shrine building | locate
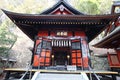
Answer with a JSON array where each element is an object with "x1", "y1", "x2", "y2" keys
[{"x1": 2, "y1": 0, "x2": 119, "y2": 70}]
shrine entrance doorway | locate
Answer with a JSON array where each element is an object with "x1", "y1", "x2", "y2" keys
[{"x1": 51, "y1": 47, "x2": 71, "y2": 66}]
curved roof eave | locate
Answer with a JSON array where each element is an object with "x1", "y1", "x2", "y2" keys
[
  {"x1": 2, "y1": 9, "x2": 120, "y2": 42},
  {"x1": 93, "y1": 26, "x2": 120, "y2": 48},
  {"x1": 2, "y1": 9, "x2": 119, "y2": 19}
]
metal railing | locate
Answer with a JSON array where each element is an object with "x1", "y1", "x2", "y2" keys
[
  {"x1": 19, "y1": 64, "x2": 32, "y2": 80},
  {"x1": 88, "y1": 65, "x2": 100, "y2": 80}
]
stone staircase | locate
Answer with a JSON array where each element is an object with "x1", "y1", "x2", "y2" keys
[{"x1": 32, "y1": 71, "x2": 89, "y2": 80}]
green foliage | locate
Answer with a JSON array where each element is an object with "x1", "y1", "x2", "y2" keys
[
  {"x1": 0, "y1": 47, "x2": 8, "y2": 56},
  {"x1": 0, "y1": 25, "x2": 13, "y2": 44},
  {"x1": 0, "y1": 0, "x2": 56, "y2": 14},
  {"x1": 78, "y1": 0, "x2": 99, "y2": 14},
  {"x1": 0, "y1": 21, "x2": 17, "y2": 57},
  {"x1": 72, "y1": 0, "x2": 112, "y2": 14},
  {"x1": 0, "y1": 13, "x2": 17, "y2": 57}
]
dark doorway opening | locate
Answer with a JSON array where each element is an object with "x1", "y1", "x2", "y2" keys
[
  {"x1": 51, "y1": 47, "x2": 71, "y2": 66},
  {"x1": 54, "y1": 51, "x2": 67, "y2": 65}
]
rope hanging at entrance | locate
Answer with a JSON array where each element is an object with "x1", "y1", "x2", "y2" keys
[{"x1": 52, "y1": 39, "x2": 71, "y2": 47}]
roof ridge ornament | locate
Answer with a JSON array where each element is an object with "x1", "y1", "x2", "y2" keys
[{"x1": 60, "y1": 5, "x2": 64, "y2": 11}]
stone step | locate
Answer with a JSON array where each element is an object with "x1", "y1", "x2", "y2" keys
[{"x1": 32, "y1": 72, "x2": 89, "y2": 80}]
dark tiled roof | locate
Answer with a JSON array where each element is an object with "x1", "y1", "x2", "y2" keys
[
  {"x1": 93, "y1": 26, "x2": 120, "y2": 48},
  {"x1": 2, "y1": 9, "x2": 119, "y2": 42}
]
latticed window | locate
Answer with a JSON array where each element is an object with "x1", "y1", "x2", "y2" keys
[
  {"x1": 36, "y1": 43, "x2": 42, "y2": 54},
  {"x1": 71, "y1": 42, "x2": 81, "y2": 49},
  {"x1": 42, "y1": 40, "x2": 51, "y2": 49},
  {"x1": 40, "y1": 49, "x2": 51, "y2": 66},
  {"x1": 39, "y1": 40, "x2": 51, "y2": 66},
  {"x1": 71, "y1": 39, "x2": 82, "y2": 67},
  {"x1": 71, "y1": 50, "x2": 82, "y2": 66}
]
